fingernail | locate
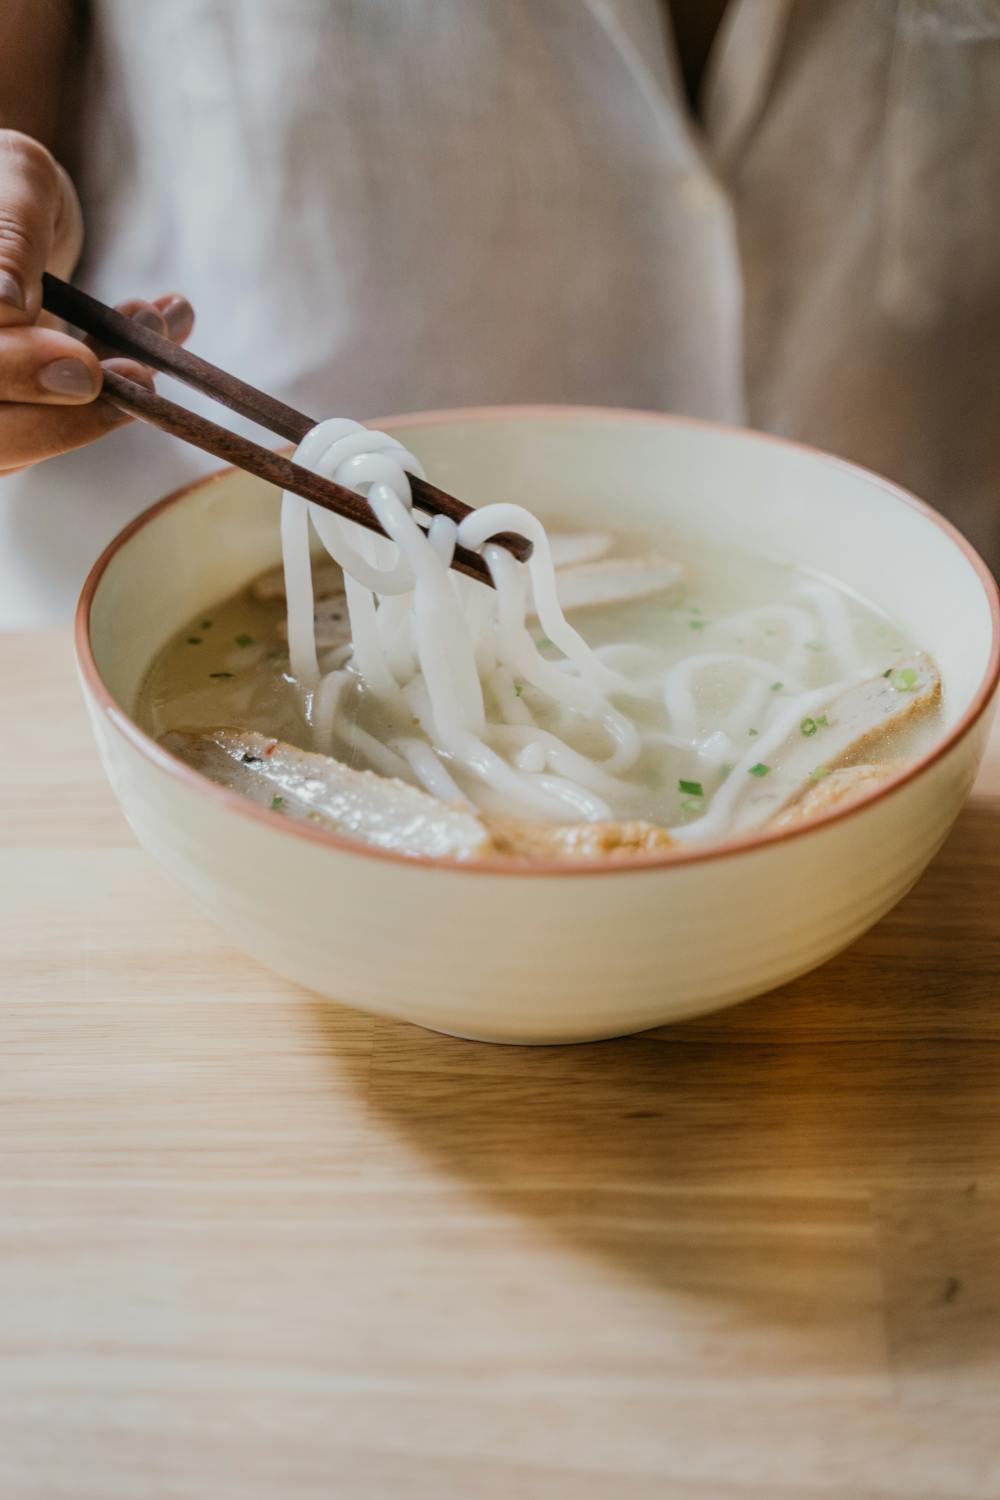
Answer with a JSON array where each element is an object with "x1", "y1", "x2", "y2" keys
[
  {"x1": 131, "y1": 306, "x2": 166, "y2": 333},
  {"x1": 38, "y1": 357, "x2": 99, "y2": 397},
  {"x1": 161, "y1": 295, "x2": 193, "y2": 338},
  {"x1": 0, "y1": 270, "x2": 25, "y2": 310}
]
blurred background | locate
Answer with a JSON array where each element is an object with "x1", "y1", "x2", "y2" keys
[{"x1": 2, "y1": 0, "x2": 999, "y2": 622}]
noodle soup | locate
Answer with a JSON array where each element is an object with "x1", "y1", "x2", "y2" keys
[
  {"x1": 141, "y1": 521, "x2": 940, "y2": 856},
  {"x1": 81, "y1": 405, "x2": 997, "y2": 1040}
]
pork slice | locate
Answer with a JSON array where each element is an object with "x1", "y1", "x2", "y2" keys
[
  {"x1": 531, "y1": 557, "x2": 683, "y2": 617},
  {"x1": 486, "y1": 817, "x2": 673, "y2": 861},
  {"x1": 254, "y1": 538, "x2": 614, "y2": 601},
  {"x1": 250, "y1": 561, "x2": 344, "y2": 603},
  {"x1": 161, "y1": 727, "x2": 490, "y2": 860},
  {"x1": 276, "y1": 591, "x2": 350, "y2": 647},
  {"x1": 731, "y1": 653, "x2": 940, "y2": 835},
  {"x1": 546, "y1": 531, "x2": 615, "y2": 569},
  {"x1": 773, "y1": 763, "x2": 900, "y2": 827}
]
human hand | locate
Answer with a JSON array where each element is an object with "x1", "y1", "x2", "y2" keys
[{"x1": 0, "y1": 129, "x2": 194, "y2": 475}]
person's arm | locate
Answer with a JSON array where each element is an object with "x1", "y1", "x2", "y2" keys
[{"x1": 0, "y1": 0, "x2": 193, "y2": 475}]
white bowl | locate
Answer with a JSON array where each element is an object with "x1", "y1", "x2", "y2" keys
[{"x1": 77, "y1": 408, "x2": 999, "y2": 1043}]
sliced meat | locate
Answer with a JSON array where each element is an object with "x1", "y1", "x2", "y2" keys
[
  {"x1": 162, "y1": 726, "x2": 677, "y2": 863},
  {"x1": 730, "y1": 653, "x2": 940, "y2": 835},
  {"x1": 161, "y1": 727, "x2": 490, "y2": 860},
  {"x1": 253, "y1": 536, "x2": 678, "y2": 626},
  {"x1": 297, "y1": 561, "x2": 682, "y2": 641},
  {"x1": 276, "y1": 591, "x2": 350, "y2": 648},
  {"x1": 487, "y1": 817, "x2": 673, "y2": 860},
  {"x1": 773, "y1": 763, "x2": 900, "y2": 827},
  {"x1": 532, "y1": 557, "x2": 682, "y2": 617},
  {"x1": 250, "y1": 560, "x2": 344, "y2": 603},
  {"x1": 546, "y1": 531, "x2": 614, "y2": 569}
]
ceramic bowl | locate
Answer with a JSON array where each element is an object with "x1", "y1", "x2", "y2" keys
[{"x1": 76, "y1": 408, "x2": 999, "y2": 1043}]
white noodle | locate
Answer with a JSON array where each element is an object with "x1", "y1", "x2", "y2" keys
[{"x1": 279, "y1": 417, "x2": 873, "y2": 843}]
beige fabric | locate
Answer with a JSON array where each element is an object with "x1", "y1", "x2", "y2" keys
[
  {"x1": 705, "y1": 0, "x2": 1000, "y2": 564},
  {"x1": 1, "y1": 0, "x2": 997, "y2": 625},
  {"x1": 1, "y1": 0, "x2": 747, "y2": 625}
]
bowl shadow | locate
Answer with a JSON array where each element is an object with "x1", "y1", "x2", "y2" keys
[{"x1": 309, "y1": 799, "x2": 1000, "y2": 1384}]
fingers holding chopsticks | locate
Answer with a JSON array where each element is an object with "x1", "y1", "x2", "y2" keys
[
  {"x1": 82, "y1": 293, "x2": 195, "y2": 358},
  {"x1": 0, "y1": 293, "x2": 196, "y2": 475},
  {"x1": 0, "y1": 356, "x2": 155, "y2": 475},
  {"x1": 0, "y1": 128, "x2": 199, "y2": 472}
]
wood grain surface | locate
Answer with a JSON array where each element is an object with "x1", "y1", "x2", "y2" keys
[{"x1": 2, "y1": 630, "x2": 999, "y2": 1500}]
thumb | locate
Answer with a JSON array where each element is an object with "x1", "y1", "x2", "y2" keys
[{"x1": 0, "y1": 131, "x2": 63, "y2": 327}]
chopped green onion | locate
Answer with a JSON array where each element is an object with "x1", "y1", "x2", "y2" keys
[
  {"x1": 890, "y1": 666, "x2": 919, "y2": 692},
  {"x1": 800, "y1": 717, "x2": 818, "y2": 737},
  {"x1": 209, "y1": 671, "x2": 234, "y2": 679},
  {"x1": 681, "y1": 797, "x2": 704, "y2": 814},
  {"x1": 186, "y1": 636, "x2": 202, "y2": 646},
  {"x1": 770, "y1": 681, "x2": 783, "y2": 692},
  {"x1": 810, "y1": 765, "x2": 830, "y2": 781},
  {"x1": 678, "y1": 779, "x2": 704, "y2": 797},
  {"x1": 882, "y1": 668, "x2": 892, "y2": 678},
  {"x1": 748, "y1": 728, "x2": 759, "y2": 737},
  {"x1": 270, "y1": 795, "x2": 284, "y2": 811},
  {"x1": 816, "y1": 714, "x2": 829, "y2": 728},
  {"x1": 688, "y1": 619, "x2": 707, "y2": 631},
  {"x1": 688, "y1": 605, "x2": 702, "y2": 615},
  {"x1": 749, "y1": 763, "x2": 771, "y2": 777},
  {"x1": 514, "y1": 684, "x2": 524, "y2": 697},
  {"x1": 235, "y1": 633, "x2": 254, "y2": 647},
  {"x1": 805, "y1": 640, "x2": 826, "y2": 653}
]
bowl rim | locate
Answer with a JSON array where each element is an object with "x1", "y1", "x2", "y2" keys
[{"x1": 76, "y1": 404, "x2": 1000, "y2": 877}]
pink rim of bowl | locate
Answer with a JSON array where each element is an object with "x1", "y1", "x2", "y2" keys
[{"x1": 76, "y1": 405, "x2": 1000, "y2": 877}]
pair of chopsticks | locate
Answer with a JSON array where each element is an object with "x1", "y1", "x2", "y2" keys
[{"x1": 41, "y1": 274, "x2": 531, "y2": 587}]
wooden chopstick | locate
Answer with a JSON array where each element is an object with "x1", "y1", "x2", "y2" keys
[
  {"x1": 41, "y1": 273, "x2": 532, "y2": 572},
  {"x1": 99, "y1": 369, "x2": 497, "y2": 587}
]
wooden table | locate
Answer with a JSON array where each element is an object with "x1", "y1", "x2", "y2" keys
[{"x1": 2, "y1": 630, "x2": 999, "y2": 1500}]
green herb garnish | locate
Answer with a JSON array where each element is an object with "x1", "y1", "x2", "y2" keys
[
  {"x1": 689, "y1": 619, "x2": 707, "y2": 631},
  {"x1": 810, "y1": 765, "x2": 830, "y2": 781},
  {"x1": 883, "y1": 668, "x2": 892, "y2": 678},
  {"x1": 800, "y1": 718, "x2": 818, "y2": 737},
  {"x1": 749, "y1": 763, "x2": 771, "y2": 778},
  {"x1": 748, "y1": 728, "x2": 759, "y2": 737},
  {"x1": 235, "y1": 632, "x2": 255, "y2": 647},
  {"x1": 514, "y1": 684, "x2": 524, "y2": 697},
  {"x1": 890, "y1": 667, "x2": 919, "y2": 693},
  {"x1": 816, "y1": 714, "x2": 829, "y2": 727},
  {"x1": 681, "y1": 797, "x2": 704, "y2": 814},
  {"x1": 678, "y1": 779, "x2": 704, "y2": 797},
  {"x1": 270, "y1": 795, "x2": 284, "y2": 811},
  {"x1": 770, "y1": 681, "x2": 783, "y2": 692},
  {"x1": 209, "y1": 671, "x2": 234, "y2": 679}
]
